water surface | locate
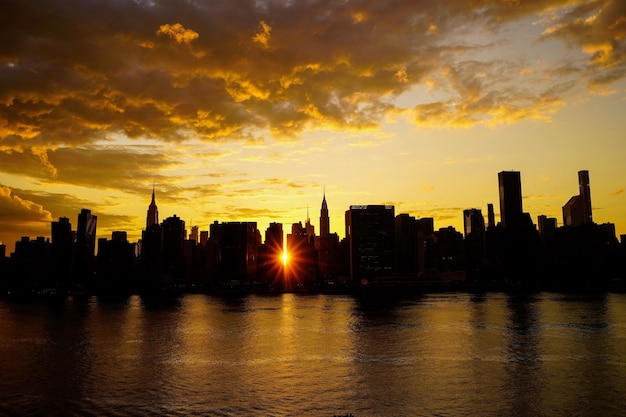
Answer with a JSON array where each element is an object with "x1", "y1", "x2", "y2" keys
[{"x1": 1, "y1": 292, "x2": 624, "y2": 416}]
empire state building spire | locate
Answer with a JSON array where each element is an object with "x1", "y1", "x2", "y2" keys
[{"x1": 146, "y1": 184, "x2": 159, "y2": 229}]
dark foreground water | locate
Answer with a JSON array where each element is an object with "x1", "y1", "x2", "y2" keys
[{"x1": 1, "y1": 292, "x2": 625, "y2": 417}]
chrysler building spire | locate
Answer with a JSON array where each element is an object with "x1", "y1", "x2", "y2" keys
[{"x1": 320, "y1": 189, "x2": 329, "y2": 237}]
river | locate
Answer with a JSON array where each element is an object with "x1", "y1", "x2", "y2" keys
[{"x1": 1, "y1": 292, "x2": 625, "y2": 416}]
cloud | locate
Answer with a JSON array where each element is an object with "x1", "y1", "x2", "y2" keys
[
  {"x1": 1, "y1": 0, "x2": 622, "y2": 152},
  {"x1": 157, "y1": 23, "x2": 199, "y2": 45},
  {"x1": 253, "y1": 21, "x2": 272, "y2": 49},
  {"x1": 0, "y1": 185, "x2": 54, "y2": 243},
  {"x1": 610, "y1": 187, "x2": 624, "y2": 196}
]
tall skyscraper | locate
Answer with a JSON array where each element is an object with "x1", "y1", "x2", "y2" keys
[
  {"x1": 463, "y1": 209, "x2": 485, "y2": 238},
  {"x1": 75, "y1": 208, "x2": 97, "y2": 282},
  {"x1": 537, "y1": 215, "x2": 557, "y2": 240},
  {"x1": 320, "y1": 191, "x2": 330, "y2": 237},
  {"x1": 487, "y1": 203, "x2": 495, "y2": 229},
  {"x1": 210, "y1": 221, "x2": 260, "y2": 282},
  {"x1": 345, "y1": 205, "x2": 395, "y2": 282},
  {"x1": 464, "y1": 209, "x2": 486, "y2": 265},
  {"x1": 498, "y1": 171, "x2": 523, "y2": 230},
  {"x1": 76, "y1": 208, "x2": 97, "y2": 256},
  {"x1": 563, "y1": 170, "x2": 593, "y2": 227},
  {"x1": 579, "y1": 170, "x2": 592, "y2": 223},
  {"x1": 146, "y1": 185, "x2": 159, "y2": 229}
]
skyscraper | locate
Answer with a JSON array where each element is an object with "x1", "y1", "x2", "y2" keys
[
  {"x1": 464, "y1": 209, "x2": 486, "y2": 267},
  {"x1": 487, "y1": 203, "x2": 495, "y2": 229},
  {"x1": 579, "y1": 170, "x2": 592, "y2": 223},
  {"x1": 75, "y1": 208, "x2": 97, "y2": 282},
  {"x1": 76, "y1": 209, "x2": 97, "y2": 256},
  {"x1": 345, "y1": 205, "x2": 395, "y2": 282},
  {"x1": 563, "y1": 170, "x2": 593, "y2": 227},
  {"x1": 498, "y1": 171, "x2": 523, "y2": 230},
  {"x1": 146, "y1": 185, "x2": 159, "y2": 229},
  {"x1": 320, "y1": 191, "x2": 329, "y2": 237}
]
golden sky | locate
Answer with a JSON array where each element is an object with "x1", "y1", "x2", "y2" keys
[{"x1": 1, "y1": 0, "x2": 625, "y2": 248}]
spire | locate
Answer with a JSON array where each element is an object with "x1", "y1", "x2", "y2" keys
[
  {"x1": 320, "y1": 188, "x2": 329, "y2": 237},
  {"x1": 146, "y1": 184, "x2": 159, "y2": 229}
]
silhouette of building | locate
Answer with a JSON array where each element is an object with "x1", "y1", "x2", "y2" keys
[
  {"x1": 563, "y1": 170, "x2": 593, "y2": 227},
  {"x1": 345, "y1": 205, "x2": 395, "y2": 283},
  {"x1": 75, "y1": 209, "x2": 97, "y2": 284},
  {"x1": 97, "y1": 231, "x2": 136, "y2": 291},
  {"x1": 537, "y1": 215, "x2": 557, "y2": 241},
  {"x1": 430, "y1": 226, "x2": 465, "y2": 273},
  {"x1": 464, "y1": 209, "x2": 485, "y2": 274},
  {"x1": 11, "y1": 236, "x2": 51, "y2": 290},
  {"x1": 395, "y1": 214, "x2": 419, "y2": 275},
  {"x1": 51, "y1": 217, "x2": 73, "y2": 288},
  {"x1": 416, "y1": 217, "x2": 434, "y2": 274},
  {"x1": 286, "y1": 221, "x2": 317, "y2": 286},
  {"x1": 305, "y1": 209, "x2": 315, "y2": 243},
  {"x1": 146, "y1": 185, "x2": 159, "y2": 229},
  {"x1": 315, "y1": 192, "x2": 340, "y2": 280},
  {"x1": 162, "y1": 215, "x2": 186, "y2": 283},
  {"x1": 487, "y1": 203, "x2": 495, "y2": 229},
  {"x1": 320, "y1": 192, "x2": 330, "y2": 237},
  {"x1": 498, "y1": 171, "x2": 523, "y2": 230},
  {"x1": 257, "y1": 222, "x2": 284, "y2": 284},
  {"x1": 210, "y1": 221, "x2": 260, "y2": 283}
]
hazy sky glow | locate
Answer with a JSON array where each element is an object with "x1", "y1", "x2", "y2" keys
[{"x1": 1, "y1": 0, "x2": 625, "y2": 247}]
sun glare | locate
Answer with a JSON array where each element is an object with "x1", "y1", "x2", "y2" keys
[{"x1": 282, "y1": 251, "x2": 288, "y2": 266}]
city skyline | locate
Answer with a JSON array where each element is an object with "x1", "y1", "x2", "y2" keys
[
  {"x1": 1, "y1": 1, "x2": 625, "y2": 248},
  {"x1": 0, "y1": 166, "x2": 623, "y2": 251}
]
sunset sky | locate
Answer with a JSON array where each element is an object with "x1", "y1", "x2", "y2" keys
[{"x1": 1, "y1": 0, "x2": 625, "y2": 250}]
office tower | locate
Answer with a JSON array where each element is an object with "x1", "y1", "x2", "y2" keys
[
  {"x1": 464, "y1": 209, "x2": 486, "y2": 272},
  {"x1": 287, "y1": 222, "x2": 307, "y2": 247},
  {"x1": 52, "y1": 217, "x2": 72, "y2": 247},
  {"x1": 537, "y1": 215, "x2": 557, "y2": 240},
  {"x1": 74, "y1": 209, "x2": 97, "y2": 283},
  {"x1": 579, "y1": 170, "x2": 592, "y2": 223},
  {"x1": 498, "y1": 171, "x2": 523, "y2": 230},
  {"x1": 51, "y1": 217, "x2": 73, "y2": 286},
  {"x1": 463, "y1": 209, "x2": 485, "y2": 238},
  {"x1": 146, "y1": 185, "x2": 159, "y2": 229},
  {"x1": 162, "y1": 215, "x2": 186, "y2": 277},
  {"x1": 487, "y1": 203, "x2": 495, "y2": 229},
  {"x1": 345, "y1": 205, "x2": 395, "y2": 282},
  {"x1": 563, "y1": 170, "x2": 593, "y2": 227},
  {"x1": 415, "y1": 217, "x2": 434, "y2": 274},
  {"x1": 257, "y1": 222, "x2": 284, "y2": 283},
  {"x1": 76, "y1": 208, "x2": 97, "y2": 256},
  {"x1": 189, "y1": 225, "x2": 199, "y2": 243},
  {"x1": 200, "y1": 230, "x2": 209, "y2": 245},
  {"x1": 286, "y1": 221, "x2": 317, "y2": 284},
  {"x1": 316, "y1": 193, "x2": 339, "y2": 279},
  {"x1": 320, "y1": 192, "x2": 330, "y2": 237},
  {"x1": 97, "y1": 231, "x2": 135, "y2": 288},
  {"x1": 265, "y1": 222, "x2": 284, "y2": 252},
  {"x1": 395, "y1": 214, "x2": 418, "y2": 275},
  {"x1": 210, "y1": 221, "x2": 260, "y2": 282}
]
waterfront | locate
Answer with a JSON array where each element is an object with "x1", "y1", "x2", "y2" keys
[{"x1": 1, "y1": 292, "x2": 625, "y2": 416}]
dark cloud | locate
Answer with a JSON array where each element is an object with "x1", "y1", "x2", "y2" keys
[
  {"x1": 0, "y1": 185, "x2": 53, "y2": 245},
  {"x1": 2, "y1": 0, "x2": 623, "y2": 153}
]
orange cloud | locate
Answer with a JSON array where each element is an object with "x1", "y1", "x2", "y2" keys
[{"x1": 157, "y1": 23, "x2": 199, "y2": 45}]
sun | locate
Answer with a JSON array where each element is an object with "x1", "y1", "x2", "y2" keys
[{"x1": 282, "y1": 251, "x2": 289, "y2": 266}]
